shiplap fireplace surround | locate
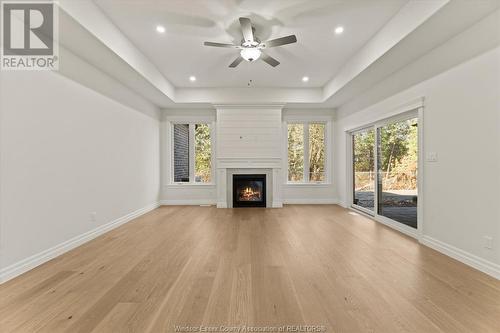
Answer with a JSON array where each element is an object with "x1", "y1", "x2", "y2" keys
[{"x1": 215, "y1": 105, "x2": 283, "y2": 208}]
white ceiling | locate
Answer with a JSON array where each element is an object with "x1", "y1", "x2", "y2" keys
[{"x1": 93, "y1": 0, "x2": 408, "y2": 88}]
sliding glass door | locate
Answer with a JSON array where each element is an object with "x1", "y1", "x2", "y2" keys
[
  {"x1": 352, "y1": 128, "x2": 375, "y2": 212},
  {"x1": 377, "y1": 117, "x2": 418, "y2": 228},
  {"x1": 351, "y1": 112, "x2": 419, "y2": 230}
]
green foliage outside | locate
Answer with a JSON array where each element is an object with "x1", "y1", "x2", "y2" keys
[
  {"x1": 195, "y1": 124, "x2": 211, "y2": 182},
  {"x1": 353, "y1": 129, "x2": 375, "y2": 191},
  {"x1": 288, "y1": 124, "x2": 304, "y2": 181},
  {"x1": 381, "y1": 119, "x2": 418, "y2": 190},
  {"x1": 353, "y1": 130, "x2": 375, "y2": 172},
  {"x1": 354, "y1": 118, "x2": 418, "y2": 191},
  {"x1": 309, "y1": 123, "x2": 325, "y2": 181},
  {"x1": 288, "y1": 123, "x2": 325, "y2": 182}
]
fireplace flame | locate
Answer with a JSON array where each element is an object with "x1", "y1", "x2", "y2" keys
[{"x1": 239, "y1": 186, "x2": 261, "y2": 201}]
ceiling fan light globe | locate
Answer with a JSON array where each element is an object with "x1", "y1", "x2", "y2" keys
[{"x1": 240, "y1": 48, "x2": 261, "y2": 62}]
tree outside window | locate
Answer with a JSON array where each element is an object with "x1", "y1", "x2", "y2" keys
[
  {"x1": 195, "y1": 124, "x2": 211, "y2": 183},
  {"x1": 309, "y1": 123, "x2": 325, "y2": 182},
  {"x1": 288, "y1": 122, "x2": 326, "y2": 183},
  {"x1": 288, "y1": 124, "x2": 304, "y2": 182}
]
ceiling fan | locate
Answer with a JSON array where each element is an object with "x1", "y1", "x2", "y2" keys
[{"x1": 203, "y1": 17, "x2": 297, "y2": 68}]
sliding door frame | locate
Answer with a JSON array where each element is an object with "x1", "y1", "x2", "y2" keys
[{"x1": 346, "y1": 103, "x2": 424, "y2": 240}]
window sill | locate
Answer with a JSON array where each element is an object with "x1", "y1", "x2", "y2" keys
[
  {"x1": 284, "y1": 182, "x2": 332, "y2": 188},
  {"x1": 166, "y1": 183, "x2": 216, "y2": 188}
]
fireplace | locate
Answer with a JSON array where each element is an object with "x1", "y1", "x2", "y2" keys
[{"x1": 233, "y1": 174, "x2": 266, "y2": 207}]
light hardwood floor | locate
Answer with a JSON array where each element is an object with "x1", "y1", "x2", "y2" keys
[{"x1": 1, "y1": 205, "x2": 499, "y2": 332}]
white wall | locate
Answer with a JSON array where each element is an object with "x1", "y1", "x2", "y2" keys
[
  {"x1": 0, "y1": 70, "x2": 160, "y2": 281},
  {"x1": 335, "y1": 47, "x2": 500, "y2": 273},
  {"x1": 217, "y1": 107, "x2": 282, "y2": 159}
]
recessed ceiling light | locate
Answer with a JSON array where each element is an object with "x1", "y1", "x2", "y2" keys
[
  {"x1": 334, "y1": 26, "x2": 344, "y2": 35},
  {"x1": 302, "y1": 76, "x2": 309, "y2": 82},
  {"x1": 156, "y1": 25, "x2": 166, "y2": 33},
  {"x1": 189, "y1": 75, "x2": 196, "y2": 82}
]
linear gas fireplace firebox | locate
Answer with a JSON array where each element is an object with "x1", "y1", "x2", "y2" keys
[{"x1": 233, "y1": 174, "x2": 266, "y2": 208}]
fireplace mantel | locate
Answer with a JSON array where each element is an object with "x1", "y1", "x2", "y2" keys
[
  {"x1": 216, "y1": 159, "x2": 282, "y2": 208},
  {"x1": 217, "y1": 158, "x2": 281, "y2": 169}
]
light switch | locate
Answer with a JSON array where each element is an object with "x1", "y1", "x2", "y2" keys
[{"x1": 426, "y1": 152, "x2": 438, "y2": 162}]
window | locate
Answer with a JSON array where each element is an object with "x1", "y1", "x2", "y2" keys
[
  {"x1": 287, "y1": 122, "x2": 326, "y2": 183},
  {"x1": 309, "y1": 123, "x2": 325, "y2": 182},
  {"x1": 287, "y1": 124, "x2": 304, "y2": 181},
  {"x1": 194, "y1": 124, "x2": 211, "y2": 183},
  {"x1": 172, "y1": 123, "x2": 212, "y2": 183},
  {"x1": 173, "y1": 124, "x2": 190, "y2": 182}
]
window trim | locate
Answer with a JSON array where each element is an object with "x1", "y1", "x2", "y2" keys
[
  {"x1": 169, "y1": 120, "x2": 215, "y2": 186},
  {"x1": 283, "y1": 116, "x2": 332, "y2": 185}
]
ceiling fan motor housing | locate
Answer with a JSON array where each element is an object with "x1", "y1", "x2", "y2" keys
[{"x1": 242, "y1": 39, "x2": 260, "y2": 47}]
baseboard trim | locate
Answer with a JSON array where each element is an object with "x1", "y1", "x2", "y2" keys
[
  {"x1": 0, "y1": 202, "x2": 160, "y2": 284},
  {"x1": 420, "y1": 235, "x2": 500, "y2": 280},
  {"x1": 160, "y1": 199, "x2": 216, "y2": 206},
  {"x1": 338, "y1": 201, "x2": 349, "y2": 208},
  {"x1": 163, "y1": 199, "x2": 337, "y2": 207},
  {"x1": 283, "y1": 198, "x2": 338, "y2": 205}
]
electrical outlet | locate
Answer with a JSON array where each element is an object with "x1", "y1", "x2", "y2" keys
[
  {"x1": 90, "y1": 212, "x2": 97, "y2": 222},
  {"x1": 483, "y1": 236, "x2": 493, "y2": 250}
]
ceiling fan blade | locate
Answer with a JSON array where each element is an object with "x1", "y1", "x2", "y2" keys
[
  {"x1": 204, "y1": 41, "x2": 240, "y2": 48},
  {"x1": 263, "y1": 35, "x2": 297, "y2": 48},
  {"x1": 239, "y1": 17, "x2": 254, "y2": 42},
  {"x1": 260, "y1": 53, "x2": 280, "y2": 67},
  {"x1": 229, "y1": 56, "x2": 244, "y2": 68}
]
